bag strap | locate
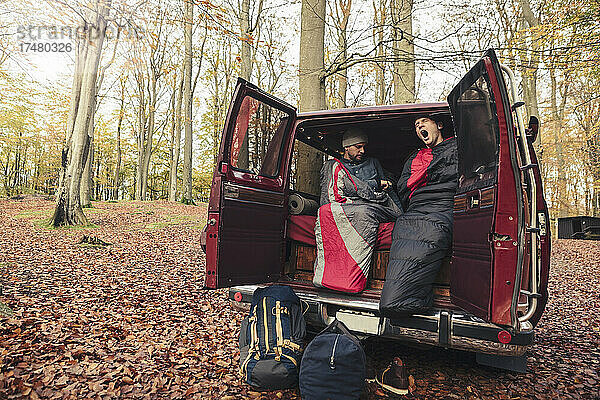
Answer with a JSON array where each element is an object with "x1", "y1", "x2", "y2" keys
[
  {"x1": 300, "y1": 299, "x2": 310, "y2": 316},
  {"x1": 317, "y1": 318, "x2": 363, "y2": 347},
  {"x1": 274, "y1": 300, "x2": 283, "y2": 361},
  {"x1": 318, "y1": 318, "x2": 351, "y2": 336},
  {"x1": 240, "y1": 309, "x2": 259, "y2": 377}
]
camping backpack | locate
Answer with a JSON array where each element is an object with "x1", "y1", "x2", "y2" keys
[
  {"x1": 239, "y1": 285, "x2": 306, "y2": 390},
  {"x1": 299, "y1": 319, "x2": 366, "y2": 400}
]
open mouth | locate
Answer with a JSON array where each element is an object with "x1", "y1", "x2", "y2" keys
[{"x1": 420, "y1": 129, "x2": 429, "y2": 140}]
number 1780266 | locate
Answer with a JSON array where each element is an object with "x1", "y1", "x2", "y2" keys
[{"x1": 20, "y1": 42, "x2": 72, "y2": 52}]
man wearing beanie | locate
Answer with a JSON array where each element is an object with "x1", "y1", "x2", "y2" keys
[
  {"x1": 313, "y1": 128, "x2": 401, "y2": 293},
  {"x1": 316, "y1": 127, "x2": 399, "y2": 207},
  {"x1": 339, "y1": 127, "x2": 392, "y2": 192}
]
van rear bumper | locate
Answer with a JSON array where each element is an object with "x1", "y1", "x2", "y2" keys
[{"x1": 228, "y1": 285, "x2": 533, "y2": 357}]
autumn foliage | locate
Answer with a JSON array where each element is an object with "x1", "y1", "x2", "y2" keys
[{"x1": 1, "y1": 199, "x2": 599, "y2": 399}]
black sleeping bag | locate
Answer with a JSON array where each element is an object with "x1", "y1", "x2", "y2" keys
[{"x1": 379, "y1": 137, "x2": 458, "y2": 316}]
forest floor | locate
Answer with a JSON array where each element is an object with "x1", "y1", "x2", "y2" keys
[{"x1": 0, "y1": 199, "x2": 598, "y2": 399}]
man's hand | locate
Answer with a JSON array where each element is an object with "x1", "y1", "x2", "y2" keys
[{"x1": 380, "y1": 180, "x2": 392, "y2": 191}]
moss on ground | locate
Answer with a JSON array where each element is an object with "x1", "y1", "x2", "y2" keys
[{"x1": 0, "y1": 302, "x2": 14, "y2": 317}]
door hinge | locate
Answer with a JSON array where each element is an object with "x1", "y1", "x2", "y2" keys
[
  {"x1": 520, "y1": 290, "x2": 542, "y2": 299},
  {"x1": 511, "y1": 101, "x2": 525, "y2": 111},
  {"x1": 519, "y1": 164, "x2": 537, "y2": 171}
]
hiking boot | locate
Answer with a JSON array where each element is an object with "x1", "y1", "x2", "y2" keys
[{"x1": 376, "y1": 357, "x2": 408, "y2": 395}]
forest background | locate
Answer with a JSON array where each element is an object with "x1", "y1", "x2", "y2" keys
[{"x1": 0, "y1": 0, "x2": 599, "y2": 227}]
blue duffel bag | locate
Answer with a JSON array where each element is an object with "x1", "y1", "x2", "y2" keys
[{"x1": 299, "y1": 319, "x2": 366, "y2": 400}]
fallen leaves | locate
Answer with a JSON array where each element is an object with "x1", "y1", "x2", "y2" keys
[
  {"x1": 361, "y1": 237, "x2": 600, "y2": 399},
  {"x1": 0, "y1": 200, "x2": 261, "y2": 399},
  {"x1": 0, "y1": 199, "x2": 598, "y2": 399}
]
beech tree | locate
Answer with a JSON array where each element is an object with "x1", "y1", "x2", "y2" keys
[
  {"x1": 391, "y1": 0, "x2": 414, "y2": 103},
  {"x1": 233, "y1": 0, "x2": 264, "y2": 170},
  {"x1": 332, "y1": 0, "x2": 351, "y2": 108},
  {"x1": 168, "y1": 71, "x2": 184, "y2": 202},
  {"x1": 51, "y1": 0, "x2": 111, "y2": 226},
  {"x1": 181, "y1": 0, "x2": 194, "y2": 204},
  {"x1": 372, "y1": 0, "x2": 388, "y2": 105},
  {"x1": 112, "y1": 76, "x2": 126, "y2": 200},
  {"x1": 297, "y1": 0, "x2": 326, "y2": 194}
]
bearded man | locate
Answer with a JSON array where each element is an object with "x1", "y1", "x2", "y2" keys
[{"x1": 313, "y1": 128, "x2": 400, "y2": 293}]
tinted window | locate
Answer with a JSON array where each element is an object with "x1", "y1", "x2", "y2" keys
[
  {"x1": 452, "y1": 71, "x2": 500, "y2": 184},
  {"x1": 229, "y1": 96, "x2": 290, "y2": 177}
]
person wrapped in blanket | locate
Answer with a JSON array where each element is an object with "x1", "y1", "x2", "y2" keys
[
  {"x1": 379, "y1": 113, "x2": 458, "y2": 316},
  {"x1": 313, "y1": 128, "x2": 401, "y2": 293}
]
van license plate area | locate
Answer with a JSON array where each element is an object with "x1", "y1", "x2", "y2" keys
[{"x1": 335, "y1": 310, "x2": 381, "y2": 335}]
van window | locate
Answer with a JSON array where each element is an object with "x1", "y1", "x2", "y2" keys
[
  {"x1": 229, "y1": 95, "x2": 291, "y2": 178},
  {"x1": 454, "y1": 74, "x2": 500, "y2": 182}
]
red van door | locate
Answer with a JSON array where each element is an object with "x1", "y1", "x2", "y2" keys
[
  {"x1": 204, "y1": 78, "x2": 296, "y2": 289},
  {"x1": 448, "y1": 50, "x2": 526, "y2": 329}
]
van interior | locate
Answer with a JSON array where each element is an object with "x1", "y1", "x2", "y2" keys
[{"x1": 281, "y1": 111, "x2": 455, "y2": 310}]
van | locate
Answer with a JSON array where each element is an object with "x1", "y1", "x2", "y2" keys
[{"x1": 201, "y1": 49, "x2": 550, "y2": 372}]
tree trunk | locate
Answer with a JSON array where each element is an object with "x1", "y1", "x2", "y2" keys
[
  {"x1": 373, "y1": 0, "x2": 386, "y2": 105},
  {"x1": 94, "y1": 146, "x2": 101, "y2": 200},
  {"x1": 549, "y1": 68, "x2": 569, "y2": 218},
  {"x1": 592, "y1": 176, "x2": 600, "y2": 217},
  {"x1": 168, "y1": 74, "x2": 184, "y2": 201},
  {"x1": 51, "y1": 0, "x2": 110, "y2": 226},
  {"x1": 80, "y1": 136, "x2": 93, "y2": 207},
  {"x1": 297, "y1": 0, "x2": 326, "y2": 194},
  {"x1": 392, "y1": 0, "x2": 414, "y2": 103},
  {"x1": 182, "y1": 0, "x2": 194, "y2": 204},
  {"x1": 586, "y1": 127, "x2": 600, "y2": 217},
  {"x1": 80, "y1": 96, "x2": 95, "y2": 207},
  {"x1": 112, "y1": 80, "x2": 124, "y2": 200},
  {"x1": 140, "y1": 73, "x2": 158, "y2": 200},
  {"x1": 334, "y1": 0, "x2": 350, "y2": 109},
  {"x1": 135, "y1": 76, "x2": 146, "y2": 200},
  {"x1": 518, "y1": 0, "x2": 541, "y2": 147},
  {"x1": 238, "y1": 0, "x2": 252, "y2": 170}
]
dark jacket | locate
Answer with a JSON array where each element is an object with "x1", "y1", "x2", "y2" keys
[
  {"x1": 380, "y1": 137, "x2": 458, "y2": 316},
  {"x1": 338, "y1": 157, "x2": 402, "y2": 210},
  {"x1": 339, "y1": 157, "x2": 386, "y2": 192},
  {"x1": 397, "y1": 137, "x2": 458, "y2": 217}
]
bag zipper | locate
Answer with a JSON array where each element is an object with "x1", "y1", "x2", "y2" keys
[{"x1": 329, "y1": 334, "x2": 340, "y2": 370}]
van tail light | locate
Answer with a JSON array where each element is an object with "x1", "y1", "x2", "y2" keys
[
  {"x1": 234, "y1": 292, "x2": 243, "y2": 302},
  {"x1": 498, "y1": 330, "x2": 512, "y2": 344},
  {"x1": 220, "y1": 162, "x2": 229, "y2": 174}
]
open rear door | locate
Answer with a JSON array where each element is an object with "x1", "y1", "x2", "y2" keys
[
  {"x1": 204, "y1": 78, "x2": 296, "y2": 288},
  {"x1": 448, "y1": 50, "x2": 525, "y2": 329}
]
